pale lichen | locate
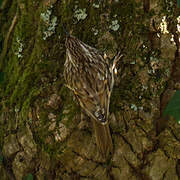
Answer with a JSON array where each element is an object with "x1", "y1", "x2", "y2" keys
[
  {"x1": 131, "y1": 104, "x2": 143, "y2": 111},
  {"x1": 109, "y1": 20, "x2": 120, "y2": 31},
  {"x1": 92, "y1": 27, "x2": 98, "y2": 35},
  {"x1": 159, "y1": 16, "x2": 169, "y2": 34},
  {"x1": 138, "y1": 106, "x2": 143, "y2": 110},
  {"x1": 74, "y1": 8, "x2": 87, "y2": 21},
  {"x1": 15, "y1": 106, "x2": 20, "y2": 113},
  {"x1": 177, "y1": 16, "x2": 180, "y2": 32},
  {"x1": 40, "y1": 6, "x2": 57, "y2": 40},
  {"x1": 149, "y1": 57, "x2": 160, "y2": 74},
  {"x1": 170, "y1": 34, "x2": 176, "y2": 45},
  {"x1": 92, "y1": 3, "x2": 100, "y2": 8},
  {"x1": 130, "y1": 61, "x2": 136, "y2": 65},
  {"x1": 15, "y1": 37, "x2": 23, "y2": 59},
  {"x1": 142, "y1": 85, "x2": 148, "y2": 90},
  {"x1": 131, "y1": 104, "x2": 138, "y2": 111}
]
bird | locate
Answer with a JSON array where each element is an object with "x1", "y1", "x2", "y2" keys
[{"x1": 64, "y1": 33, "x2": 122, "y2": 158}]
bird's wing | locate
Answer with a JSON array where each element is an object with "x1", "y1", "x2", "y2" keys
[
  {"x1": 64, "y1": 36, "x2": 113, "y2": 124},
  {"x1": 69, "y1": 58, "x2": 112, "y2": 124}
]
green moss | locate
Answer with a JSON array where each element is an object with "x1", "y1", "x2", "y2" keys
[
  {"x1": 0, "y1": 124, "x2": 5, "y2": 147},
  {"x1": 0, "y1": 0, "x2": 172, "y2": 168},
  {"x1": 1, "y1": 1, "x2": 137, "y2": 124},
  {"x1": 59, "y1": 85, "x2": 81, "y2": 127},
  {"x1": 21, "y1": 88, "x2": 41, "y2": 120}
]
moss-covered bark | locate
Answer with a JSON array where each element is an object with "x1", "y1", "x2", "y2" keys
[{"x1": 0, "y1": 0, "x2": 180, "y2": 179}]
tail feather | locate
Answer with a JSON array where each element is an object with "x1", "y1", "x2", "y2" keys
[{"x1": 92, "y1": 119, "x2": 113, "y2": 159}]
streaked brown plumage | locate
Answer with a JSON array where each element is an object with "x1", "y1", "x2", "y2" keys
[{"x1": 64, "y1": 34, "x2": 121, "y2": 158}]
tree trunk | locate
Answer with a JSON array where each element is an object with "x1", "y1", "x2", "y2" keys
[{"x1": 0, "y1": 0, "x2": 180, "y2": 179}]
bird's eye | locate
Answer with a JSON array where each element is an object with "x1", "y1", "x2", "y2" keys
[
  {"x1": 98, "y1": 113, "x2": 104, "y2": 119},
  {"x1": 98, "y1": 113, "x2": 106, "y2": 123}
]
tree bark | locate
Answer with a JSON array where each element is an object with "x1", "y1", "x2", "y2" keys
[{"x1": 0, "y1": 0, "x2": 180, "y2": 179}]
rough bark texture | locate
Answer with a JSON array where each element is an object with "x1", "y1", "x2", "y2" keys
[{"x1": 0, "y1": 0, "x2": 180, "y2": 180}]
